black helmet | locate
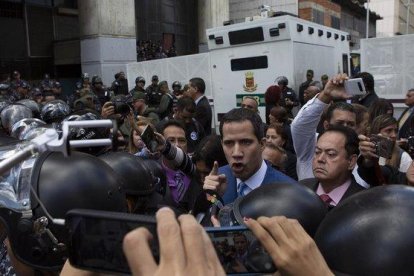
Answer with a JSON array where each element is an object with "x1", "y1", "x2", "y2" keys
[
  {"x1": 41, "y1": 100, "x2": 70, "y2": 124},
  {"x1": 315, "y1": 185, "x2": 414, "y2": 276},
  {"x1": 172, "y1": 81, "x2": 182, "y2": 90},
  {"x1": 4, "y1": 151, "x2": 126, "y2": 271},
  {"x1": 64, "y1": 112, "x2": 110, "y2": 155},
  {"x1": 10, "y1": 118, "x2": 46, "y2": 140},
  {"x1": 99, "y1": 152, "x2": 155, "y2": 196},
  {"x1": 141, "y1": 159, "x2": 167, "y2": 196},
  {"x1": 232, "y1": 182, "x2": 327, "y2": 236},
  {"x1": 17, "y1": 99, "x2": 41, "y2": 118},
  {"x1": 1, "y1": 104, "x2": 33, "y2": 132},
  {"x1": 135, "y1": 76, "x2": 145, "y2": 84},
  {"x1": 92, "y1": 76, "x2": 103, "y2": 85}
]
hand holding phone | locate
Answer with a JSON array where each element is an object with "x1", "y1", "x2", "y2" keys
[
  {"x1": 344, "y1": 78, "x2": 366, "y2": 96},
  {"x1": 244, "y1": 216, "x2": 332, "y2": 276},
  {"x1": 66, "y1": 209, "x2": 158, "y2": 275},
  {"x1": 140, "y1": 125, "x2": 159, "y2": 152},
  {"x1": 370, "y1": 134, "x2": 394, "y2": 159},
  {"x1": 123, "y1": 208, "x2": 225, "y2": 276}
]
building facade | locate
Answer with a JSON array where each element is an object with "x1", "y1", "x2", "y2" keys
[{"x1": 370, "y1": 0, "x2": 414, "y2": 37}]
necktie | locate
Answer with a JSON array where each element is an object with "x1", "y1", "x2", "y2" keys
[
  {"x1": 319, "y1": 194, "x2": 333, "y2": 207},
  {"x1": 399, "y1": 108, "x2": 412, "y2": 129},
  {"x1": 238, "y1": 182, "x2": 248, "y2": 197},
  {"x1": 174, "y1": 171, "x2": 185, "y2": 202}
]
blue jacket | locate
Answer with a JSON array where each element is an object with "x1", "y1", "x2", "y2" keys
[{"x1": 219, "y1": 163, "x2": 296, "y2": 205}]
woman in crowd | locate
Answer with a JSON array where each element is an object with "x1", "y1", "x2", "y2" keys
[
  {"x1": 264, "y1": 85, "x2": 281, "y2": 125},
  {"x1": 369, "y1": 114, "x2": 412, "y2": 172},
  {"x1": 368, "y1": 98, "x2": 393, "y2": 124},
  {"x1": 264, "y1": 123, "x2": 297, "y2": 180},
  {"x1": 268, "y1": 106, "x2": 294, "y2": 153}
]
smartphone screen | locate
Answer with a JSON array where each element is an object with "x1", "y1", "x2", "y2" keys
[
  {"x1": 140, "y1": 125, "x2": 158, "y2": 152},
  {"x1": 205, "y1": 226, "x2": 276, "y2": 274},
  {"x1": 66, "y1": 209, "x2": 158, "y2": 275}
]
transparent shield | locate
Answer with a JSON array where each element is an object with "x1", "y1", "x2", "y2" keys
[{"x1": 0, "y1": 142, "x2": 37, "y2": 211}]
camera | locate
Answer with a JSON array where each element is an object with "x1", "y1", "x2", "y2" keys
[{"x1": 111, "y1": 96, "x2": 131, "y2": 116}]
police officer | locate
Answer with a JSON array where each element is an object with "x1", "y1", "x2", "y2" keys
[
  {"x1": 172, "y1": 81, "x2": 183, "y2": 98},
  {"x1": 111, "y1": 71, "x2": 129, "y2": 95},
  {"x1": 277, "y1": 76, "x2": 299, "y2": 118},
  {"x1": 130, "y1": 76, "x2": 146, "y2": 94},
  {"x1": 92, "y1": 76, "x2": 112, "y2": 110},
  {"x1": 146, "y1": 75, "x2": 162, "y2": 108}
]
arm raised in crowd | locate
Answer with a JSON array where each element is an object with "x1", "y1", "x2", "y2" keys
[
  {"x1": 291, "y1": 74, "x2": 350, "y2": 179},
  {"x1": 155, "y1": 132, "x2": 196, "y2": 176}
]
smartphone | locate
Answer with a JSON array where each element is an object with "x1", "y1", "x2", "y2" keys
[
  {"x1": 344, "y1": 78, "x2": 366, "y2": 95},
  {"x1": 140, "y1": 124, "x2": 158, "y2": 152},
  {"x1": 66, "y1": 209, "x2": 159, "y2": 275},
  {"x1": 205, "y1": 226, "x2": 276, "y2": 274},
  {"x1": 370, "y1": 134, "x2": 394, "y2": 159}
]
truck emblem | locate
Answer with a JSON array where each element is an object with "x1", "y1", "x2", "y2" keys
[{"x1": 243, "y1": 71, "x2": 258, "y2": 92}]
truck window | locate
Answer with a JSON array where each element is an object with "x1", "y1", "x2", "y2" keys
[
  {"x1": 229, "y1": 27, "x2": 264, "y2": 45},
  {"x1": 231, "y1": 56, "x2": 268, "y2": 71}
]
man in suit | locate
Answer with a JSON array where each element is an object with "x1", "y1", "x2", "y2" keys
[
  {"x1": 398, "y1": 88, "x2": 414, "y2": 139},
  {"x1": 301, "y1": 125, "x2": 365, "y2": 208},
  {"x1": 203, "y1": 108, "x2": 295, "y2": 205},
  {"x1": 188, "y1": 77, "x2": 212, "y2": 135}
]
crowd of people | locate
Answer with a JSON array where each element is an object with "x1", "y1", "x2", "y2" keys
[
  {"x1": 0, "y1": 67, "x2": 413, "y2": 275},
  {"x1": 137, "y1": 40, "x2": 177, "y2": 61}
]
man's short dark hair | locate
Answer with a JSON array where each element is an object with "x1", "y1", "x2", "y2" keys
[
  {"x1": 318, "y1": 125, "x2": 360, "y2": 157},
  {"x1": 161, "y1": 119, "x2": 186, "y2": 135},
  {"x1": 219, "y1": 108, "x2": 264, "y2": 141},
  {"x1": 189, "y1": 77, "x2": 206, "y2": 94},
  {"x1": 176, "y1": 96, "x2": 196, "y2": 113},
  {"x1": 354, "y1": 72, "x2": 374, "y2": 92},
  {"x1": 325, "y1": 102, "x2": 356, "y2": 123}
]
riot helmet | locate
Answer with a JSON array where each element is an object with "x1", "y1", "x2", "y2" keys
[
  {"x1": 41, "y1": 100, "x2": 70, "y2": 124},
  {"x1": 1, "y1": 151, "x2": 126, "y2": 271},
  {"x1": 135, "y1": 76, "x2": 145, "y2": 85},
  {"x1": 17, "y1": 99, "x2": 41, "y2": 118},
  {"x1": 10, "y1": 118, "x2": 46, "y2": 140},
  {"x1": 315, "y1": 185, "x2": 414, "y2": 275},
  {"x1": 1, "y1": 104, "x2": 33, "y2": 133},
  {"x1": 230, "y1": 183, "x2": 327, "y2": 236},
  {"x1": 99, "y1": 152, "x2": 154, "y2": 195}
]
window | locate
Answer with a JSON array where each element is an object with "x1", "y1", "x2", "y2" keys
[
  {"x1": 331, "y1": 16, "x2": 340, "y2": 29},
  {"x1": 231, "y1": 56, "x2": 268, "y2": 71},
  {"x1": 312, "y1": 9, "x2": 324, "y2": 25},
  {"x1": 229, "y1": 27, "x2": 264, "y2": 45}
]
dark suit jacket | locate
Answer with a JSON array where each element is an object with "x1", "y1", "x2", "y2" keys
[
  {"x1": 219, "y1": 163, "x2": 296, "y2": 205},
  {"x1": 300, "y1": 176, "x2": 365, "y2": 205},
  {"x1": 398, "y1": 107, "x2": 414, "y2": 139},
  {"x1": 195, "y1": 96, "x2": 212, "y2": 135}
]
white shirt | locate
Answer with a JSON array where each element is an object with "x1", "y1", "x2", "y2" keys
[
  {"x1": 236, "y1": 160, "x2": 267, "y2": 196},
  {"x1": 291, "y1": 94, "x2": 369, "y2": 188}
]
